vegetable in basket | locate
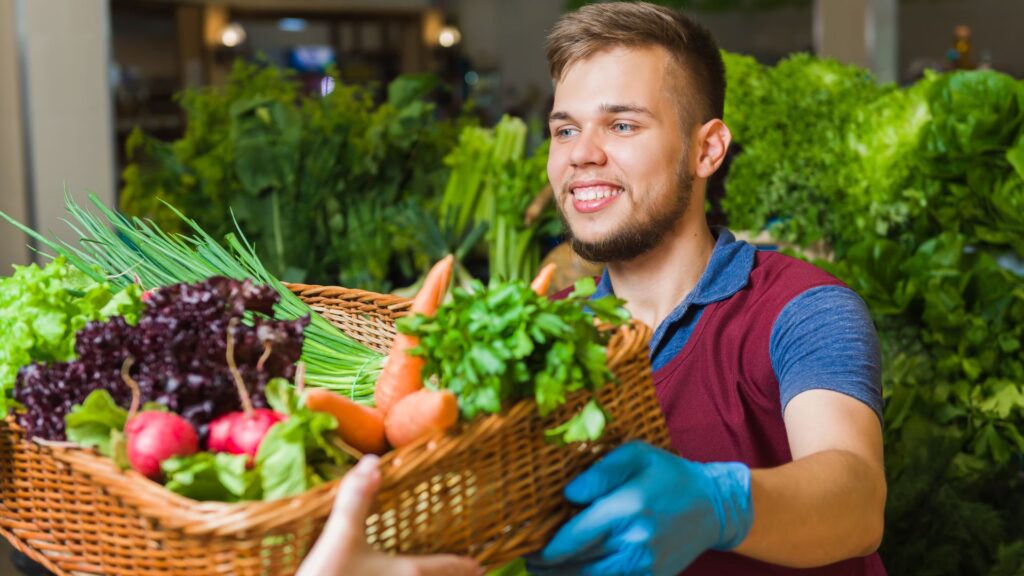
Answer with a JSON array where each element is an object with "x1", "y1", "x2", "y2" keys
[
  {"x1": 307, "y1": 256, "x2": 458, "y2": 452},
  {"x1": 1, "y1": 194, "x2": 385, "y2": 402},
  {"x1": 310, "y1": 259, "x2": 630, "y2": 452},
  {"x1": 54, "y1": 277, "x2": 354, "y2": 500},
  {"x1": 0, "y1": 257, "x2": 143, "y2": 418},
  {"x1": 207, "y1": 318, "x2": 288, "y2": 465},
  {"x1": 17, "y1": 276, "x2": 305, "y2": 441},
  {"x1": 119, "y1": 358, "x2": 200, "y2": 479},
  {"x1": 394, "y1": 264, "x2": 631, "y2": 445}
]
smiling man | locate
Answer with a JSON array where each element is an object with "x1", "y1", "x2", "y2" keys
[{"x1": 529, "y1": 3, "x2": 887, "y2": 575}]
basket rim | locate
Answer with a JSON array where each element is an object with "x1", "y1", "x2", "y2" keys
[{"x1": 283, "y1": 282, "x2": 413, "y2": 313}]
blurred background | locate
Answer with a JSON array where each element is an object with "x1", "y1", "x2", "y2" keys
[
  {"x1": 2, "y1": 2, "x2": 1024, "y2": 576},
  {"x1": 1, "y1": 0, "x2": 1022, "y2": 273}
]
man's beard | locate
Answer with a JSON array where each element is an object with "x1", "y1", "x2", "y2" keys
[{"x1": 559, "y1": 168, "x2": 695, "y2": 263}]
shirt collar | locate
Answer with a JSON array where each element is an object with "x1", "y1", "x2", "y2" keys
[{"x1": 592, "y1": 227, "x2": 756, "y2": 307}]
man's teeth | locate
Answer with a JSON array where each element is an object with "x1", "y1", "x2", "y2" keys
[{"x1": 574, "y1": 187, "x2": 622, "y2": 202}]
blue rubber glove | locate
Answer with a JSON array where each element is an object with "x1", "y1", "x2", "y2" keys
[{"x1": 526, "y1": 441, "x2": 753, "y2": 576}]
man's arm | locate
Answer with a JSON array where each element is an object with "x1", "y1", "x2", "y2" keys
[{"x1": 733, "y1": 389, "x2": 886, "y2": 567}]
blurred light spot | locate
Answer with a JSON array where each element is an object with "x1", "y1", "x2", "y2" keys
[
  {"x1": 438, "y1": 25, "x2": 461, "y2": 48},
  {"x1": 279, "y1": 18, "x2": 308, "y2": 32},
  {"x1": 221, "y1": 22, "x2": 247, "y2": 47},
  {"x1": 321, "y1": 76, "x2": 337, "y2": 96}
]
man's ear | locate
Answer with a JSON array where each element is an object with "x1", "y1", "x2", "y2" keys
[{"x1": 693, "y1": 119, "x2": 732, "y2": 179}]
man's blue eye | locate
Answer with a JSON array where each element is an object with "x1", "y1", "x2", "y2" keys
[{"x1": 613, "y1": 123, "x2": 634, "y2": 132}]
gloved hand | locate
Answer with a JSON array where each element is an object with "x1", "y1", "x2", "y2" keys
[{"x1": 526, "y1": 441, "x2": 753, "y2": 576}]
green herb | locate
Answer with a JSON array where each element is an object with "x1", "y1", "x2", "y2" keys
[
  {"x1": 544, "y1": 400, "x2": 610, "y2": 446},
  {"x1": 399, "y1": 278, "x2": 629, "y2": 443}
]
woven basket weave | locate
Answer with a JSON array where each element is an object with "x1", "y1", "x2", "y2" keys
[{"x1": 0, "y1": 283, "x2": 670, "y2": 575}]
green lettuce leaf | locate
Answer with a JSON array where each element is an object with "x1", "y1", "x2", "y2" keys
[
  {"x1": 544, "y1": 400, "x2": 609, "y2": 445},
  {"x1": 256, "y1": 384, "x2": 353, "y2": 500},
  {"x1": 0, "y1": 258, "x2": 143, "y2": 417},
  {"x1": 64, "y1": 389, "x2": 128, "y2": 456},
  {"x1": 163, "y1": 452, "x2": 260, "y2": 502}
]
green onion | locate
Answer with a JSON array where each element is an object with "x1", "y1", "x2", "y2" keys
[{"x1": 1, "y1": 193, "x2": 383, "y2": 403}]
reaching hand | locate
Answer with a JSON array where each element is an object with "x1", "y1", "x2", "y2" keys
[
  {"x1": 298, "y1": 455, "x2": 482, "y2": 576},
  {"x1": 526, "y1": 441, "x2": 753, "y2": 576}
]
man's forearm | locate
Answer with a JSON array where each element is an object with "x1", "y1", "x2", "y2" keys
[{"x1": 730, "y1": 449, "x2": 887, "y2": 567}]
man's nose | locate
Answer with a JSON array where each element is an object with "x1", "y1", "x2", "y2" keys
[{"x1": 569, "y1": 129, "x2": 607, "y2": 167}]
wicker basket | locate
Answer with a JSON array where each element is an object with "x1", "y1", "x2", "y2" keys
[{"x1": 0, "y1": 283, "x2": 670, "y2": 575}]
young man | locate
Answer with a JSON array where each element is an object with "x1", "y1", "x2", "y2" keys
[{"x1": 528, "y1": 3, "x2": 886, "y2": 575}]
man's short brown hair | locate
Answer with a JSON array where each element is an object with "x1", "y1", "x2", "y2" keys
[{"x1": 546, "y1": 2, "x2": 726, "y2": 126}]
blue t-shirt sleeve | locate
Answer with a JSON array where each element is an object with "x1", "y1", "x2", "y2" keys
[{"x1": 769, "y1": 285, "x2": 883, "y2": 423}]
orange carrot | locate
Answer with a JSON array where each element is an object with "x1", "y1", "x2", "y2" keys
[
  {"x1": 530, "y1": 263, "x2": 558, "y2": 296},
  {"x1": 384, "y1": 388, "x2": 459, "y2": 448},
  {"x1": 305, "y1": 388, "x2": 387, "y2": 455},
  {"x1": 374, "y1": 255, "x2": 454, "y2": 414}
]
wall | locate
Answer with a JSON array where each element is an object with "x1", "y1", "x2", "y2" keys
[
  {"x1": 456, "y1": 0, "x2": 813, "y2": 125},
  {"x1": 0, "y1": 0, "x2": 29, "y2": 271},
  {"x1": 814, "y1": 0, "x2": 869, "y2": 68},
  {"x1": 0, "y1": 6, "x2": 27, "y2": 570},
  {"x1": 900, "y1": 0, "x2": 1024, "y2": 82},
  {"x1": 20, "y1": 0, "x2": 117, "y2": 250},
  {"x1": 697, "y1": 4, "x2": 813, "y2": 63}
]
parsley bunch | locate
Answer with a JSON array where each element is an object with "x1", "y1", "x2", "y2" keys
[{"x1": 397, "y1": 278, "x2": 630, "y2": 443}]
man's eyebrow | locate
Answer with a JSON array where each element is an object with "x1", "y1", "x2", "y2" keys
[
  {"x1": 600, "y1": 103, "x2": 654, "y2": 116},
  {"x1": 548, "y1": 104, "x2": 653, "y2": 123}
]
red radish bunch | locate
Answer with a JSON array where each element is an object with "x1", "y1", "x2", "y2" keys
[{"x1": 208, "y1": 409, "x2": 285, "y2": 461}]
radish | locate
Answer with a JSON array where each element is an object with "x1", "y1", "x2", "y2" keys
[
  {"x1": 120, "y1": 357, "x2": 198, "y2": 480},
  {"x1": 206, "y1": 412, "x2": 240, "y2": 453},
  {"x1": 125, "y1": 412, "x2": 199, "y2": 480},
  {"x1": 207, "y1": 318, "x2": 287, "y2": 465}
]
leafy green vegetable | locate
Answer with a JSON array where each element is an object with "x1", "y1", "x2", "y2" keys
[
  {"x1": 162, "y1": 452, "x2": 260, "y2": 502},
  {"x1": 398, "y1": 278, "x2": 629, "y2": 443},
  {"x1": 255, "y1": 379, "x2": 353, "y2": 500},
  {"x1": 544, "y1": 400, "x2": 609, "y2": 446},
  {"x1": 722, "y1": 52, "x2": 890, "y2": 245},
  {"x1": 120, "y1": 61, "x2": 468, "y2": 292},
  {"x1": 0, "y1": 258, "x2": 142, "y2": 416},
  {"x1": 154, "y1": 380, "x2": 353, "y2": 502},
  {"x1": 437, "y1": 116, "x2": 553, "y2": 284},
  {"x1": 722, "y1": 51, "x2": 1024, "y2": 573},
  {"x1": 64, "y1": 389, "x2": 128, "y2": 456}
]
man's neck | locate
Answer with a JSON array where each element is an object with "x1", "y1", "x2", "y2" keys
[{"x1": 606, "y1": 220, "x2": 716, "y2": 331}]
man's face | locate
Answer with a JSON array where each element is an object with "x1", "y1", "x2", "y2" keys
[{"x1": 548, "y1": 45, "x2": 694, "y2": 263}]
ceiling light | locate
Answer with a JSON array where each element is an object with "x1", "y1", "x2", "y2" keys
[
  {"x1": 220, "y1": 22, "x2": 247, "y2": 48},
  {"x1": 438, "y1": 25, "x2": 461, "y2": 48}
]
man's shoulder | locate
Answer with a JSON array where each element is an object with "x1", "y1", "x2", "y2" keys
[{"x1": 750, "y1": 250, "x2": 846, "y2": 294}]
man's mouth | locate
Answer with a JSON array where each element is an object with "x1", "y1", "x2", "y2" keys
[
  {"x1": 570, "y1": 182, "x2": 624, "y2": 213},
  {"x1": 573, "y1": 186, "x2": 623, "y2": 201}
]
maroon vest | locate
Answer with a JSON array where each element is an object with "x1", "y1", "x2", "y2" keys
[
  {"x1": 656, "y1": 251, "x2": 885, "y2": 575},
  {"x1": 567, "y1": 251, "x2": 887, "y2": 575}
]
